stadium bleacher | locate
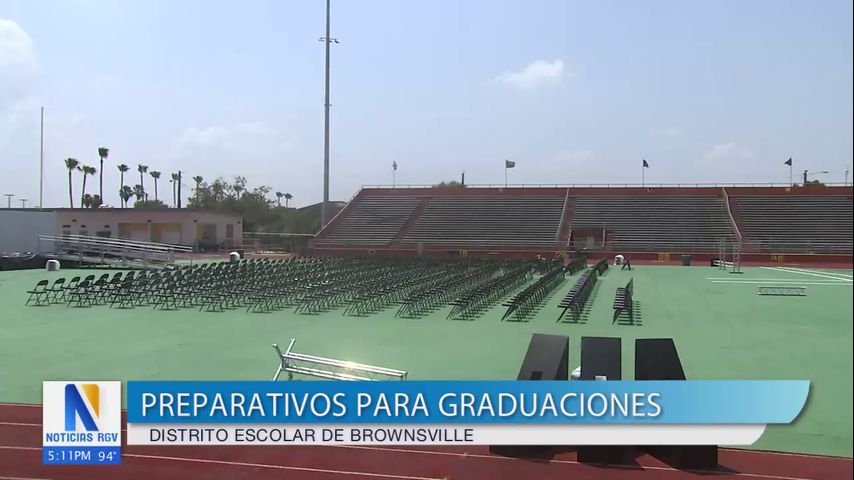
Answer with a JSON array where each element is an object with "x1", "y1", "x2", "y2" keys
[
  {"x1": 570, "y1": 195, "x2": 736, "y2": 252},
  {"x1": 312, "y1": 187, "x2": 853, "y2": 258},
  {"x1": 313, "y1": 195, "x2": 421, "y2": 247},
  {"x1": 401, "y1": 194, "x2": 565, "y2": 248},
  {"x1": 731, "y1": 195, "x2": 854, "y2": 253}
]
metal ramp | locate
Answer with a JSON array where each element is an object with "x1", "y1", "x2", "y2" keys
[
  {"x1": 38, "y1": 234, "x2": 193, "y2": 269},
  {"x1": 272, "y1": 339, "x2": 407, "y2": 381}
]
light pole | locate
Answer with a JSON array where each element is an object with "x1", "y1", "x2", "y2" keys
[
  {"x1": 19, "y1": 198, "x2": 28, "y2": 208},
  {"x1": 802, "y1": 170, "x2": 829, "y2": 185},
  {"x1": 4, "y1": 193, "x2": 14, "y2": 208},
  {"x1": 319, "y1": 0, "x2": 338, "y2": 229}
]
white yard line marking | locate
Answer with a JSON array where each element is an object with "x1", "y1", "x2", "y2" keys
[
  {"x1": 706, "y1": 278, "x2": 847, "y2": 282},
  {"x1": 710, "y1": 281, "x2": 851, "y2": 286},
  {"x1": 761, "y1": 267, "x2": 853, "y2": 282},
  {"x1": 777, "y1": 267, "x2": 852, "y2": 279}
]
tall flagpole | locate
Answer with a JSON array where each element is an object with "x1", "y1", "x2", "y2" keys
[
  {"x1": 504, "y1": 164, "x2": 508, "y2": 188},
  {"x1": 320, "y1": 0, "x2": 333, "y2": 228},
  {"x1": 789, "y1": 164, "x2": 792, "y2": 187},
  {"x1": 642, "y1": 161, "x2": 645, "y2": 188},
  {"x1": 39, "y1": 106, "x2": 44, "y2": 209}
]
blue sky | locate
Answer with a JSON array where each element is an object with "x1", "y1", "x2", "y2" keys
[{"x1": 1, "y1": 0, "x2": 851, "y2": 208}]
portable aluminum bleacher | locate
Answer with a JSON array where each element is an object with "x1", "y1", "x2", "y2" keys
[
  {"x1": 272, "y1": 339, "x2": 407, "y2": 381},
  {"x1": 757, "y1": 285, "x2": 806, "y2": 296}
]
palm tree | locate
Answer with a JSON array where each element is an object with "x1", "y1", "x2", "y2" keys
[
  {"x1": 117, "y1": 164, "x2": 129, "y2": 206},
  {"x1": 97, "y1": 147, "x2": 109, "y2": 200},
  {"x1": 64, "y1": 158, "x2": 80, "y2": 207},
  {"x1": 137, "y1": 164, "x2": 148, "y2": 194},
  {"x1": 192, "y1": 176, "x2": 203, "y2": 202},
  {"x1": 171, "y1": 173, "x2": 180, "y2": 207},
  {"x1": 150, "y1": 171, "x2": 161, "y2": 201},
  {"x1": 80, "y1": 165, "x2": 97, "y2": 206},
  {"x1": 275, "y1": 191, "x2": 284, "y2": 207},
  {"x1": 133, "y1": 184, "x2": 145, "y2": 203},
  {"x1": 119, "y1": 185, "x2": 133, "y2": 208},
  {"x1": 284, "y1": 193, "x2": 293, "y2": 208}
]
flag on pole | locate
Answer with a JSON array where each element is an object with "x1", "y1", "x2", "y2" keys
[
  {"x1": 392, "y1": 161, "x2": 398, "y2": 171},
  {"x1": 784, "y1": 158, "x2": 792, "y2": 166},
  {"x1": 505, "y1": 160, "x2": 516, "y2": 168},
  {"x1": 643, "y1": 159, "x2": 649, "y2": 168}
]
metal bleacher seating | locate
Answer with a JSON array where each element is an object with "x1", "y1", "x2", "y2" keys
[
  {"x1": 571, "y1": 195, "x2": 736, "y2": 252},
  {"x1": 732, "y1": 195, "x2": 853, "y2": 254},
  {"x1": 314, "y1": 196, "x2": 421, "y2": 247},
  {"x1": 401, "y1": 195, "x2": 565, "y2": 249}
]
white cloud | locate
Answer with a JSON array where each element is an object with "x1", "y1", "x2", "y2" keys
[
  {"x1": 703, "y1": 142, "x2": 755, "y2": 162},
  {"x1": 494, "y1": 59, "x2": 568, "y2": 91},
  {"x1": 0, "y1": 18, "x2": 35, "y2": 68},
  {"x1": 167, "y1": 122, "x2": 297, "y2": 186},
  {"x1": 552, "y1": 148, "x2": 594, "y2": 164},
  {"x1": 663, "y1": 127, "x2": 683, "y2": 137},
  {"x1": 0, "y1": 18, "x2": 37, "y2": 112}
]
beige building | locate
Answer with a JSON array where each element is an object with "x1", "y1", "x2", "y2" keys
[{"x1": 54, "y1": 208, "x2": 243, "y2": 248}]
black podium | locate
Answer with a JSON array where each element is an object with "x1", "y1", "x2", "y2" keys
[
  {"x1": 577, "y1": 337, "x2": 636, "y2": 464},
  {"x1": 635, "y1": 338, "x2": 718, "y2": 468},
  {"x1": 489, "y1": 334, "x2": 569, "y2": 457}
]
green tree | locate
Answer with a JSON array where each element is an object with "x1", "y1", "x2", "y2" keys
[
  {"x1": 284, "y1": 192, "x2": 293, "y2": 208},
  {"x1": 433, "y1": 180, "x2": 466, "y2": 188},
  {"x1": 275, "y1": 191, "x2": 284, "y2": 207},
  {"x1": 97, "y1": 147, "x2": 109, "y2": 200},
  {"x1": 64, "y1": 157, "x2": 80, "y2": 207},
  {"x1": 150, "y1": 170, "x2": 161, "y2": 201},
  {"x1": 134, "y1": 199, "x2": 168, "y2": 209}
]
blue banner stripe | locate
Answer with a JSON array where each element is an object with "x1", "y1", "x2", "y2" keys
[
  {"x1": 43, "y1": 447, "x2": 121, "y2": 465},
  {"x1": 127, "y1": 380, "x2": 808, "y2": 424}
]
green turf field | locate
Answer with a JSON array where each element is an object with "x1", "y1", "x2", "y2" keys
[{"x1": 1, "y1": 264, "x2": 851, "y2": 456}]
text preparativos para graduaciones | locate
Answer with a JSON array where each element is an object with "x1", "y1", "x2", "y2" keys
[{"x1": 141, "y1": 391, "x2": 663, "y2": 420}]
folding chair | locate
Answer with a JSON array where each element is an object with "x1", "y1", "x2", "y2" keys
[
  {"x1": 26, "y1": 280, "x2": 50, "y2": 306},
  {"x1": 46, "y1": 278, "x2": 66, "y2": 303}
]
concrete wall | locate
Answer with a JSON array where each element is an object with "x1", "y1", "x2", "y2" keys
[
  {"x1": 53, "y1": 209, "x2": 243, "y2": 247},
  {"x1": 0, "y1": 210, "x2": 57, "y2": 253}
]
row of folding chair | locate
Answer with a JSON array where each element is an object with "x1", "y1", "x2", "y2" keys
[
  {"x1": 557, "y1": 267, "x2": 600, "y2": 323},
  {"x1": 501, "y1": 266, "x2": 566, "y2": 321}
]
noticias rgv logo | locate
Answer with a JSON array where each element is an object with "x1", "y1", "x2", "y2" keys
[
  {"x1": 65, "y1": 383, "x2": 100, "y2": 432},
  {"x1": 43, "y1": 381, "x2": 121, "y2": 445}
]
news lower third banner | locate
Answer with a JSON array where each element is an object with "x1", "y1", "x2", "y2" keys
[{"x1": 125, "y1": 380, "x2": 809, "y2": 446}]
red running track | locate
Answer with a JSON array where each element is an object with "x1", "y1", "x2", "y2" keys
[{"x1": 0, "y1": 403, "x2": 850, "y2": 480}]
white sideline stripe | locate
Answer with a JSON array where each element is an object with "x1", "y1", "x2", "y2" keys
[
  {"x1": 334, "y1": 445, "x2": 827, "y2": 480},
  {"x1": 772, "y1": 266, "x2": 853, "y2": 281},
  {"x1": 0, "y1": 444, "x2": 822, "y2": 480},
  {"x1": 761, "y1": 267, "x2": 853, "y2": 282},
  {"x1": 706, "y1": 277, "x2": 849, "y2": 282},
  {"x1": 775, "y1": 267, "x2": 853, "y2": 279},
  {"x1": 0, "y1": 445, "x2": 442, "y2": 480},
  {"x1": 710, "y1": 281, "x2": 851, "y2": 286},
  {"x1": 0, "y1": 477, "x2": 57, "y2": 480}
]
